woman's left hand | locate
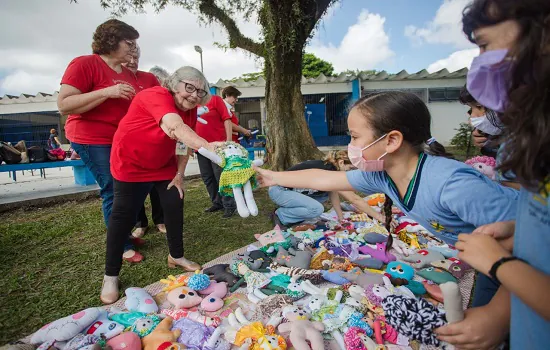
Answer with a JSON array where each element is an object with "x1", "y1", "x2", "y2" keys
[
  {"x1": 455, "y1": 233, "x2": 512, "y2": 275},
  {"x1": 167, "y1": 173, "x2": 185, "y2": 199},
  {"x1": 253, "y1": 166, "x2": 277, "y2": 187}
]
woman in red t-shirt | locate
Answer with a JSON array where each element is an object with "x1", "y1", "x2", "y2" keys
[
  {"x1": 57, "y1": 19, "x2": 139, "y2": 238},
  {"x1": 195, "y1": 86, "x2": 251, "y2": 218},
  {"x1": 101, "y1": 66, "x2": 219, "y2": 304}
]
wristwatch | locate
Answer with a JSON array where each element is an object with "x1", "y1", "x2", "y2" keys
[{"x1": 489, "y1": 256, "x2": 526, "y2": 284}]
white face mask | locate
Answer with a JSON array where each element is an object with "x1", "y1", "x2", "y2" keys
[{"x1": 470, "y1": 114, "x2": 503, "y2": 136}]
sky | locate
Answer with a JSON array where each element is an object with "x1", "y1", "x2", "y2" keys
[{"x1": 0, "y1": 0, "x2": 479, "y2": 96}]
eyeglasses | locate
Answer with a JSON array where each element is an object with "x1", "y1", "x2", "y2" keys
[
  {"x1": 183, "y1": 82, "x2": 207, "y2": 98},
  {"x1": 124, "y1": 40, "x2": 137, "y2": 49}
]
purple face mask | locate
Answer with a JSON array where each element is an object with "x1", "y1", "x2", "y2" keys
[{"x1": 467, "y1": 49, "x2": 512, "y2": 113}]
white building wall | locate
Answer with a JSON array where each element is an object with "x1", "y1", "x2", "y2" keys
[{"x1": 429, "y1": 102, "x2": 469, "y2": 145}]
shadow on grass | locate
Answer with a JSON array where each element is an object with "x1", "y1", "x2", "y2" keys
[{"x1": 0, "y1": 179, "x2": 276, "y2": 344}]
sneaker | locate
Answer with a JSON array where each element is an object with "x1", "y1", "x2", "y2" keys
[
  {"x1": 205, "y1": 204, "x2": 223, "y2": 213},
  {"x1": 222, "y1": 207, "x2": 236, "y2": 219},
  {"x1": 123, "y1": 249, "x2": 144, "y2": 263}
]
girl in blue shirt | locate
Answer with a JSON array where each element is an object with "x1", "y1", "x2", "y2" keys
[
  {"x1": 255, "y1": 90, "x2": 518, "y2": 304},
  {"x1": 436, "y1": 1, "x2": 550, "y2": 349}
]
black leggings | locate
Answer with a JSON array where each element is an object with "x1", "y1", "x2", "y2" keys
[
  {"x1": 105, "y1": 179, "x2": 184, "y2": 276},
  {"x1": 136, "y1": 187, "x2": 164, "y2": 227}
]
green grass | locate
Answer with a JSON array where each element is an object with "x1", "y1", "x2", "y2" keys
[{"x1": 0, "y1": 179, "x2": 277, "y2": 344}]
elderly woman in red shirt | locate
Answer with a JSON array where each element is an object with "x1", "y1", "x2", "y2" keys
[
  {"x1": 57, "y1": 18, "x2": 139, "y2": 243},
  {"x1": 101, "y1": 66, "x2": 219, "y2": 304}
]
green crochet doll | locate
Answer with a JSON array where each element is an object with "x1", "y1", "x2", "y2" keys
[{"x1": 198, "y1": 142, "x2": 264, "y2": 218}]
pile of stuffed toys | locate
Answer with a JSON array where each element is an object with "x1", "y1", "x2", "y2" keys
[{"x1": 22, "y1": 194, "x2": 473, "y2": 350}]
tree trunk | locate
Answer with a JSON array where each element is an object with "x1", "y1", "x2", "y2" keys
[{"x1": 261, "y1": 1, "x2": 325, "y2": 170}]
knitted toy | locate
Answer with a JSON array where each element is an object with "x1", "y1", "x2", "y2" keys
[
  {"x1": 465, "y1": 155, "x2": 497, "y2": 180},
  {"x1": 124, "y1": 287, "x2": 159, "y2": 314},
  {"x1": 382, "y1": 295, "x2": 446, "y2": 346},
  {"x1": 403, "y1": 249, "x2": 445, "y2": 269},
  {"x1": 367, "y1": 193, "x2": 385, "y2": 207},
  {"x1": 187, "y1": 271, "x2": 211, "y2": 291},
  {"x1": 203, "y1": 264, "x2": 239, "y2": 287},
  {"x1": 417, "y1": 267, "x2": 457, "y2": 284},
  {"x1": 385, "y1": 262, "x2": 415, "y2": 281},
  {"x1": 141, "y1": 317, "x2": 185, "y2": 350},
  {"x1": 277, "y1": 306, "x2": 325, "y2": 350},
  {"x1": 31, "y1": 307, "x2": 102, "y2": 344},
  {"x1": 198, "y1": 142, "x2": 264, "y2": 217},
  {"x1": 358, "y1": 243, "x2": 396, "y2": 263}
]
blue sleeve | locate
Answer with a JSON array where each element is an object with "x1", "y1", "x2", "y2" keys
[
  {"x1": 440, "y1": 168, "x2": 519, "y2": 228},
  {"x1": 346, "y1": 170, "x2": 385, "y2": 195}
]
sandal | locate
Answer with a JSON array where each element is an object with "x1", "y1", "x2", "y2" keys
[{"x1": 123, "y1": 249, "x2": 144, "y2": 263}]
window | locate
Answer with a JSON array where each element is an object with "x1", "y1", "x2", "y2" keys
[{"x1": 428, "y1": 87, "x2": 461, "y2": 102}]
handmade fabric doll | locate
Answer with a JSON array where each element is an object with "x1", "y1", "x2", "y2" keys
[
  {"x1": 141, "y1": 317, "x2": 185, "y2": 350},
  {"x1": 31, "y1": 307, "x2": 102, "y2": 344},
  {"x1": 278, "y1": 306, "x2": 325, "y2": 350},
  {"x1": 203, "y1": 264, "x2": 239, "y2": 287},
  {"x1": 198, "y1": 142, "x2": 264, "y2": 217},
  {"x1": 124, "y1": 287, "x2": 159, "y2": 314},
  {"x1": 358, "y1": 242, "x2": 396, "y2": 263},
  {"x1": 385, "y1": 262, "x2": 415, "y2": 281},
  {"x1": 108, "y1": 311, "x2": 161, "y2": 338},
  {"x1": 403, "y1": 249, "x2": 445, "y2": 269},
  {"x1": 344, "y1": 327, "x2": 379, "y2": 350},
  {"x1": 172, "y1": 318, "x2": 230, "y2": 350}
]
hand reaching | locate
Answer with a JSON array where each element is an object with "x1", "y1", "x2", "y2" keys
[
  {"x1": 252, "y1": 166, "x2": 277, "y2": 187},
  {"x1": 455, "y1": 233, "x2": 511, "y2": 275}
]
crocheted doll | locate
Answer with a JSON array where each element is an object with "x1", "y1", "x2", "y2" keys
[
  {"x1": 465, "y1": 155, "x2": 497, "y2": 180},
  {"x1": 198, "y1": 142, "x2": 264, "y2": 218}
]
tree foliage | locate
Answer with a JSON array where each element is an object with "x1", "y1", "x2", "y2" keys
[
  {"x1": 302, "y1": 52, "x2": 334, "y2": 78},
  {"x1": 79, "y1": 0, "x2": 338, "y2": 169},
  {"x1": 450, "y1": 122, "x2": 474, "y2": 156}
]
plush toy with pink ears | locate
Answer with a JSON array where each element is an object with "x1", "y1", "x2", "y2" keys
[{"x1": 465, "y1": 155, "x2": 496, "y2": 180}]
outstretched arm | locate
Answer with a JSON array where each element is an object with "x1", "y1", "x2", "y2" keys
[
  {"x1": 198, "y1": 147, "x2": 223, "y2": 166},
  {"x1": 160, "y1": 113, "x2": 209, "y2": 150},
  {"x1": 254, "y1": 168, "x2": 355, "y2": 192}
]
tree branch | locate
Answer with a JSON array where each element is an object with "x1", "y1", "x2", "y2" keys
[
  {"x1": 198, "y1": 0, "x2": 265, "y2": 58},
  {"x1": 313, "y1": 0, "x2": 334, "y2": 23}
]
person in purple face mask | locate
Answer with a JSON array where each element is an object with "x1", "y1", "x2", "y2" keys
[
  {"x1": 254, "y1": 90, "x2": 518, "y2": 263},
  {"x1": 436, "y1": 1, "x2": 550, "y2": 349}
]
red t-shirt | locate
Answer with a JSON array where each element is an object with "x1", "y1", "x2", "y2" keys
[
  {"x1": 110, "y1": 86, "x2": 197, "y2": 182},
  {"x1": 195, "y1": 95, "x2": 232, "y2": 142},
  {"x1": 134, "y1": 71, "x2": 160, "y2": 91},
  {"x1": 61, "y1": 54, "x2": 139, "y2": 145},
  {"x1": 231, "y1": 114, "x2": 239, "y2": 143}
]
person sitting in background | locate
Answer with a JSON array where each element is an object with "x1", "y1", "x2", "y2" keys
[
  {"x1": 48, "y1": 129, "x2": 62, "y2": 150},
  {"x1": 149, "y1": 65, "x2": 170, "y2": 86},
  {"x1": 268, "y1": 150, "x2": 384, "y2": 229},
  {"x1": 122, "y1": 46, "x2": 168, "y2": 241}
]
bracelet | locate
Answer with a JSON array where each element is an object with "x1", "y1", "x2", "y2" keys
[
  {"x1": 489, "y1": 256, "x2": 526, "y2": 284},
  {"x1": 177, "y1": 172, "x2": 184, "y2": 177}
]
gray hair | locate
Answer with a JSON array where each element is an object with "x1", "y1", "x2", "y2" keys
[
  {"x1": 166, "y1": 66, "x2": 211, "y2": 105},
  {"x1": 149, "y1": 66, "x2": 170, "y2": 86}
]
